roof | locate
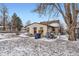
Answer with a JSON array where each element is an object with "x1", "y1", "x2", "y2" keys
[
  {"x1": 26, "y1": 20, "x2": 60, "y2": 28},
  {"x1": 25, "y1": 22, "x2": 56, "y2": 28},
  {"x1": 40, "y1": 20, "x2": 60, "y2": 27},
  {"x1": 40, "y1": 20, "x2": 60, "y2": 25},
  {"x1": 26, "y1": 22, "x2": 47, "y2": 26}
]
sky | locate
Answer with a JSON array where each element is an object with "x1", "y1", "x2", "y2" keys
[{"x1": 0, "y1": 3, "x2": 65, "y2": 26}]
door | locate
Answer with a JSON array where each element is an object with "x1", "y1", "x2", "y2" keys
[
  {"x1": 33, "y1": 27, "x2": 37, "y2": 34},
  {"x1": 39, "y1": 27, "x2": 43, "y2": 35}
]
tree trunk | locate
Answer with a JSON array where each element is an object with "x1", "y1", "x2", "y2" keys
[
  {"x1": 64, "y1": 4, "x2": 77, "y2": 41},
  {"x1": 68, "y1": 25, "x2": 76, "y2": 41},
  {"x1": 3, "y1": 16, "x2": 6, "y2": 31}
]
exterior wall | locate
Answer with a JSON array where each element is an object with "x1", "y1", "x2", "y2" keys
[
  {"x1": 26, "y1": 23, "x2": 60, "y2": 36},
  {"x1": 55, "y1": 28, "x2": 59, "y2": 33},
  {"x1": 54, "y1": 27, "x2": 60, "y2": 34},
  {"x1": 48, "y1": 27, "x2": 60, "y2": 34},
  {"x1": 48, "y1": 27, "x2": 53, "y2": 32},
  {"x1": 0, "y1": 26, "x2": 3, "y2": 32},
  {"x1": 75, "y1": 28, "x2": 78, "y2": 34},
  {"x1": 26, "y1": 23, "x2": 47, "y2": 36},
  {"x1": 5, "y1": 25, "x2": 10, "y2": 32},
  {"x1": 21, "y1": 27, "x2": 26, "y2": 33},
  {"x1": 0, "y1": 25, "x2": 11, "y2": 32},
  {"x1": 75, "y1": 28, "x2": 79, "y2": 38},
  {"x1": 49, "y1": 22, "x2": 60, "y2": 34}
]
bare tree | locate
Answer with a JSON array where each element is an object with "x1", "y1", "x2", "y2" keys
[
  {"x1": 34, "y1": 3, "x2": 79, "y2": 41},
  {"x1": 0, "y1": 4, "x2": 8, "y2": 31}
]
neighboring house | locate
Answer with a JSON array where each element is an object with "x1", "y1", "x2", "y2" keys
[
  {"x1": 0, "y1": 23, "x2": 11, "y2": 32},
  {"x1": 76, "y1": 22, "x2": 79, "y2": 38},
  {"x1": 75, "y1": 22, "x2": 79, "y2": 33},
  {"x1": 0, "y1": 25, "x2": 3, "y2": 32},
  {"x1": 0, "y1": 25, "x2": 10, "y2": 32},
  {"x1": 21, "y1": 27, "x2": 27, "y2": 33},
  {"x1": 68, "y1": 22, "x2": 79, "y2": 38},
  {"x1": 40, "y1": 20, "x2": 60, "y2": 34},
  {"x1": 26, "y1": 20, "x2": 60, "y2": 36}
]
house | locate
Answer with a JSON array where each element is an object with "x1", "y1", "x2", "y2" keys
[
  {"x1": 40, "y1": 20, "x2": 60, "y2": 34},
  {"x1": 67, "y1": 22, "x2": 79, "y2": 38},
  {"x1": 0, "y1": 25, "x2": 10, "y2": 32},
  {"x1": 0, "y1": 25, "x2": 3, "y2": 32},
  {"x1": 26, "y1": 20, "x2": 60, "y2": 36},
  {"x1": 0, "y1": 21, "x2": 11, "y2": 32},
  {"x1": 20, "y1": 26, "x2": 27, "y2": 33},
  {"x1": 75, "y1": 22, "x2": 79, "y2": 38}
]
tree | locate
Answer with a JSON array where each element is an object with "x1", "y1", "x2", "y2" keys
[
  {"x1": 11, "y1": 13, "x2": 17, "y2": 32},
  {"x1": 16, "y1": 17, "x2": 23, "y2": 31},
  {"x1": 26, "y1": 20, "x2": 31, "y2": 26},
  {"x1": 0, "y1": 4, "x2": 8, "y2": 31},
  {"x1": 34, "y1": 3, "x2": 79, "y2": 41},
  {"x1": 7, "y1": 16, "x2": 12, "y2": 32},
  {"x1": 11, "y1": 13, "x2": 23, "y2": 34}
]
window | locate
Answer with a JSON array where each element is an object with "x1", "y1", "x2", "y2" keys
[
  {"x1": 52, "y1": 28, "x2": 55, "y2": 31},
  {"x1": 39, "y1": 27, "x2": 43, "y2": 34},
  {"x1": 33, "y1": 27, "x2": 37, "y2": 34},
  {"x1": 40, "y1": 27, "x2": 43, "y2": 30},
  {"x1": 33, "y1": 27, "x2": 37, "y2": 30},
  {"x1": 27, "y1": 27, "x2": 29, "y2": 32}
]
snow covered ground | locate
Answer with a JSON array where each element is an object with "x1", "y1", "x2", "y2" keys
[{"x1": 0, "y1": 33, "x2": 79, "y2": 56}]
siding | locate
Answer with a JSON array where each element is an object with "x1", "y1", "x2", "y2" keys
[{"x1": 26, "y1": 23, "x2": 47, "y2": 36}]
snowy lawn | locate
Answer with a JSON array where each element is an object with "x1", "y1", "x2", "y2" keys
[{"x1": 0, "y1": 33, "x2": 79, "y2": 56}]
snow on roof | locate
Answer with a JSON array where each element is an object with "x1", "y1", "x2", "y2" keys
[
  {"x1": 40, "y1": 20, "x2": 60, "y2": 27},
  {"x1": 26, "y1": 20, "x2": 60, "y2": 28},
  {"x1": 49, "y1": 23, "x2": 60, "y2": 27}
]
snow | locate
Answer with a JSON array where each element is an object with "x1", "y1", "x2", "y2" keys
[
  {"x1": 0, "y1": 34, "x2": 5, "y2": 39},
  {"x1": 28, "y1": 35, "x2": 60, "y2": 42},
  {"x1": 49, "y1": 23, "x2": 60, "y2": 27},
  {"x1": 19, "y1": 33, "x2": 29, "y2": 37},
  {"x1": 59, "y1": 35, "x2": 68, "y2": 41},
  {"x1": 0, "y1": 33, "x2": 79, "y2": 56}
]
